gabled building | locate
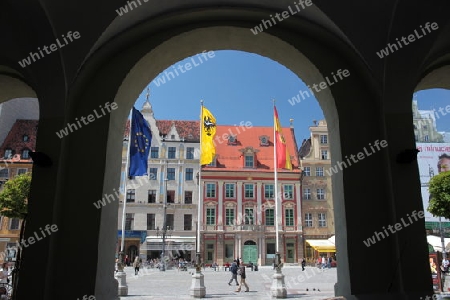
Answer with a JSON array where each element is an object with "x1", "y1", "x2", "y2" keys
[
  {"x1": 0, "y1": 119, "x2": 37, "y2": 263},
  {"x1": 299, "y1": 120, "x2": 335, "y2": 261},
  {"x1": 200, "y1": 121, "x2": 302, "y2": 266},
  {"x1": 118, "y1": 101, "x2": 200, "y2": 262}
]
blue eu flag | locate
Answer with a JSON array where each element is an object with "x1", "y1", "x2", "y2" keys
[{"x1": 129, "y1": 107, "x2": 152, "y2": 177}]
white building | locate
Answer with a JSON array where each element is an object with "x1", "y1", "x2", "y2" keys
[{"x1": 118, "y1": 100, "x2": 200, "y2": 262}]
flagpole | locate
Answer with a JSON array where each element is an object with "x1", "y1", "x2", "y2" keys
[
  {"x1": 273, "y1": 100, "x2": 279, "y2": 254},
  {"x1": 197, "y1": 100, "x2": 203, "y2": 255},
  {"x1": 190, "y1": 100, "x2": 206, "y2": 298},
  {"x1": 121, "y1": 108, "x2": 133, "y2": 254},
  {"x1": 271, "y1": 100, "x2": 287, "y2": 299}
]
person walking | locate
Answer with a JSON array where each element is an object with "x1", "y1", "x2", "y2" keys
[
  {"x1": 228, "y1": 260, "x2": 239, "y2": 286},
  {"x1": 235, "y1": 264, "x2": 249, "y2": 292},
  {"x1": 133, "y1": 256, "x2": 141, "y2": 275},
  {"x1": 301, "y1": 257, "x2": 306, "y2": 271}
]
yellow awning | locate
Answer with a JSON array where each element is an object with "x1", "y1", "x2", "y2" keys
[{"x1": 306, "y1": 239, "x2": 336, "y2": 252}]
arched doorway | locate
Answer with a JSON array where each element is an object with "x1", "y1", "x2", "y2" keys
[{"x1": 242, "y1": 240, "x2": 257, "y2": 265}]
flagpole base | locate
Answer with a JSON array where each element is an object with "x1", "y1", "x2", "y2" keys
[
  {"x1": 271, "y1": 252, "x2": 287, "y2": 298},
  {"x1": 190, "y1": 253, "x2": 206, "y2": 298}
]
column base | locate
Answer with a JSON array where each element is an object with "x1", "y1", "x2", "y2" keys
[
  {"x1": 270, "y1": 269, "x2": 287, "y2": 298},
  {"x1": 114, "y1": 271, "x2": 128, "y2": 296},
  {"x1": 189, "y1": 271, "x2": 206, "y2": 298}
]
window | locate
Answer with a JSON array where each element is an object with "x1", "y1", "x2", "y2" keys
[
  {"x1": 166, "y1": 214, "x2": 174, "y2": 230},
  {"x1": 186, "y1": 147, "x2": 195, "y2": 159},
  {"x1": 171, "y1": 134, "x2": 175, "y2": 140},
  {"x1": 316, "y1": 167, "x2": 324, "y2": 177},
  {"x1": 321, "y1": 150, "x2": 328, "y2": 160},
  {"x1": 225, "y1": 183, "x2": 235, "y2": 198},
  {"x1": 23, "y1": 135, "x2": 29, "y2": 142},
  {"x1": 17, "y1": 168, "x2": 27, "y2": 175},
  {"x1": 125, "y1": 213, "x2": 134, "y2": 230},
  {"x1": 245, "y1": 154, "x2": 254, "y2": 168},
  {"x1": 283, "y1": 185, "x2": 293, "y2": 199},
  {"x1": 317, "y1": 188, "x2": 325, "y2": 200},
  {"x1": 265, "y1": 209, "x2": 274, "y2": 226},
  {"x1": 318, "y1": 213, "x2": 327, "y2": 227},
  {"x1": 265, "y1": 184, "x2": 274, "y2": 198},
  {"x1": 320, "y1": 135, "x2": 328, "y2": 144},
  {"x1": 304, "y1": 213, "x2": 313, "y2": 227},
  {"x1": 184, "y1": 191, "x2": 192, "y2": 204},
  {"x1": 228, "y1": 135, "x2": 237, "y2": 145},
  {"x1": 167, "y1": 168, "x2": 175, "y2": 180},
  {"x1": 423, "y1": 125, "x2": 428, "y2": 130},
  {"x1": 9, "y1": 218, "x2": 20, "y2": 230},
  {"x1": 184, "y1": 214, "x2": 192, "y2": 230},
  {"x1": 206, "y1": 208, "x2": 215, "y2": 225},
  {"x1": 207, "y1": 157, "x2": 216, "y2": 167},
  {"x1": 126, "y1": 189, "x2": 135, "y2": 203},
  {"x1": 22, "y1": 149, "x2": 30, "y2": 159},
  {"x1": 0, "y1": 169, "x2": 8, "y2": 178},
  {"x1": 4, "y1": 149, "x2": 12, "y2": 159},
  {"x1": 185, "y1": 168, "x2": 194, "y2": 180},
  {"x1": 225, "y1": 208, "x2": 235, "y2": 225},
  {"x1": 168, "y1": 147, "x2": 176, "y2": 158},
  {"x1": 148, "y1": 190, "x2": 156, "y2": 203},
  {"x1": 244, "y1": 208, "x2": 254, "y2": 225},
  {"x1": 303, "y1": 188, "x2": 311, "y2": 200},
  {"x1": 150, "y1": 147, "x2": 159, "y2": 158},
  {"x1": 206, "y1": 183, "x2": 216, "y2": 198},
  {"x1": 167, "y1": 190, "x2": 175, "y2": 203},
  {"x1": 149, "y1": 168, "x2": 157, "y2": 180},
  {"x1": 147, "y1": 214, "x2": 156, "y2": 230},
  {"x1": 303, "y1": 167, "x2": 310, "y2": 176},
  {"x1": 244, "y1": 184, "x2": 254, "y2": 198},
  {"x1": 259, "y1": 136, "x2": 269, "y2": 146},
  {"x1": 424, "y1": 135, "x2": 429, "y2": 142},
  {"x1": 285, "y1": 209, "x2": 294, "y2": 226}
]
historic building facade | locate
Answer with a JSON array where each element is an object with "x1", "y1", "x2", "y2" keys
[
  {"x1": 200, "y1": 122, "x2": 302, "y2": 266},
  {"x1": 118, "y1": 101, "x2": 200, "y2": 262},
  {"x1": 0, "y1": 119, "x2": 37, "y2": 263},
  {"x1": 298, "y1": 120, "x2": 335, "y2": 261}
]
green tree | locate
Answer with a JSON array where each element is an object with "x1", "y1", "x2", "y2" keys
[
  {"x1": 0, "y1": 172, "x2": 31, "y2": 219},
  {"x1": 428, "y1": 171, "x2": 450, "y2": 219}
]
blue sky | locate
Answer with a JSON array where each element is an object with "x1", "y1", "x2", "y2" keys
[{"x1": 134, "y1": 50, "x2": 450, "y2": 144}]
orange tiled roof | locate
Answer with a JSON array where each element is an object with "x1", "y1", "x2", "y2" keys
[
  {"x1": 0, "y1": 119, "x2": 37, "y2": 162},
  {"x1": 205, "y1": 125, "x2": 299, "y2": 173}
]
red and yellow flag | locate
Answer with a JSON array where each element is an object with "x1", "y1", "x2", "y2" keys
[{"x1": 274, "y1": 106, "x2": 292, "y2": 170}]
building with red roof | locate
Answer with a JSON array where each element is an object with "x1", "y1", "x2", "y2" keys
[{"x1": 200, "y1": 121, "x2": 303, "y2": 266}]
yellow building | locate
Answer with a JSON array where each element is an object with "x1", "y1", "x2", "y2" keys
[{"x1": 298, "y1": 120, "x2": 335, "y2": 262}]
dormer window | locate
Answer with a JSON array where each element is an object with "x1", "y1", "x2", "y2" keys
[
  {"x1": 245, "y1": 154, "x2": 254, "y2": 168},
  {"x1": 207, "y1": 156, "x2": 216, "y2": 167},
  {"x1": 4, "y1": 149, "x2": 12, "y2": 159},
  {"x1": 259, "y1": 135, "x2": 269, "y2": 146},
  {"x1": 22, "y1": 149, "x2": 30, "y2": 159},
  {"x1": 171, "y1": 135, "x2": 175, "y2": 140},
  {"x1": 23, "y1": 135, "x2": 29, "y2": 142},
  {"x1": 228, "y1": 135, "x2": 237, "y2": 145}
]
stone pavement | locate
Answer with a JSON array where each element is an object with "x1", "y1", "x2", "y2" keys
[{"x1": 119, "y1": 265, "x2": 338, "y2": 299}]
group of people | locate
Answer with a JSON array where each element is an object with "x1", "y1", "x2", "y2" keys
[{"x1": 228, "y1": 258, "x2": 249, "y2": 292}]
